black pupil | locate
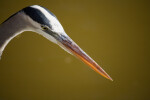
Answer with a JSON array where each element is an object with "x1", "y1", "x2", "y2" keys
[
  {"x1": 43, "y1": 27, "x2": 47, "y2": 29},
  {"x1": 41, "y1": 26, "x2": 47, "y2": 30}
]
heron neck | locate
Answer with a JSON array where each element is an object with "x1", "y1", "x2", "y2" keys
[{"x1": 0, "y1": 12, "x2": 26, "y2": 58}]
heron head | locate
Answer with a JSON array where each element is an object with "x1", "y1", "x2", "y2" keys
[
  {"x1": 23, "y1": 5, "x2": 66, "y2": 43},
  {"x1": 22, "y1": 5, "x2": 112, "y2": 80}
]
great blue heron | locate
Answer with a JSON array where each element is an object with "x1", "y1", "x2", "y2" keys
[{"x1": 0, "y1": 5, "x2": 112, "y2": 81}]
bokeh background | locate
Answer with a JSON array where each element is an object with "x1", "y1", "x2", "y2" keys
[{"x1": 0, "y1": 0, "x2": 149, "y2": 100}]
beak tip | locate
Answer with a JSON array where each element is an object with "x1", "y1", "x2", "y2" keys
[
  {"x1": 100, "y1": 71, "x2": 113, "y2": 81},
  {"x1": 108, "y1": 77, "x2": 113, "y2": 81},
  {"x1": 103, "y1": 73, "x2": 113, "y2": 81},
  {"x1": 105, "y1": 74, "x2": 113, "y2": 81}
]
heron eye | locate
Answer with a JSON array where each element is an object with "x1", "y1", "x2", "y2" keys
[{"x1": 41, "y1": 25, "x2": 48, "y2": 30}]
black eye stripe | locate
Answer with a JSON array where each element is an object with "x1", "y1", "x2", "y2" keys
[{"x1": 23, "y1": 6, "x2": 54, "y2": 29}]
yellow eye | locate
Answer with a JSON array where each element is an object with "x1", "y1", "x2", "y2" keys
[{"x1": 41, "y1": 25, "x2": 48, "y2": 30}]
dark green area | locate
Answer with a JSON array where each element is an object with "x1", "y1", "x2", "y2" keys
[{"x1": 0, "y1": 0, "x2": 149, "y2": 100}]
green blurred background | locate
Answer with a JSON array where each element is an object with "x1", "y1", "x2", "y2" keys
[{"x1": 0, "y1": 0, "x2": 149, "y2": 100}]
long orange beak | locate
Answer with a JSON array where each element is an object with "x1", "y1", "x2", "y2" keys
[{"x1": 57, "y1": 34, "x2": 113, "y2": 81}]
